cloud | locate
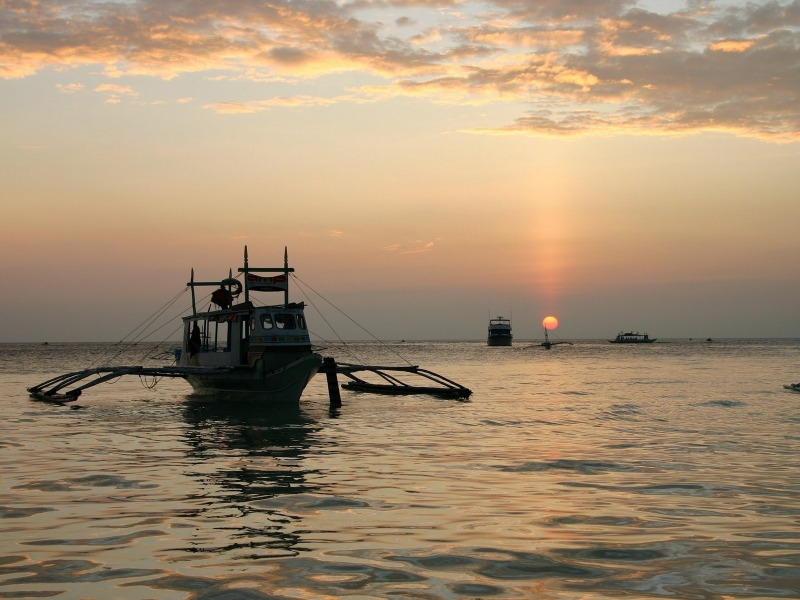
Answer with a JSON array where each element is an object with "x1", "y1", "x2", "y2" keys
[
  {"x1": 383, "y1": 240, "x2": 436, "y2": 253},
  {"x1": 94, "y1": 84, "x2": 137, "y2": 95},
  {"x1": 0, "y1": 0, "x2": 798, "y2": 141},
  {"x1": 402, "y1": 241, "x2": 435, "y2": 254},
  {"x1": 56, "y1": 83, "x2": 84, "y2": 93},
  {"x1": 93, "y1": 82, "x2": 138, "y2": 104},
  {"x1": 203, "y1": 94, "x2": 339, "y2": 113},
  {"x1": 176, "y1": 97, "x2": 193, "y2": 103}
]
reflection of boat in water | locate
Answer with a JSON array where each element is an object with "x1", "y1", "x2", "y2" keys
[
  {"x1": 488, "y1": 316, "x2": 513, "y2": 347},
  {"x1": 609, "y1": 332, "x2": 656, "y2": 344},
  {"x1": 180, "y1": 400, "x2": 322, "y2": 557},
  {"x1": 784, "y1": 383, "x2": 800, "y2": 393}
]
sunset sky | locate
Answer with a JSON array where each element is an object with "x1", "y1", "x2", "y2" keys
[{"x1": 1, "y1": 0, "x2": 799, "y2": 341}]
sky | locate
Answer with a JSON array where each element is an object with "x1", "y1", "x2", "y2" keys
[{"x1": 1, "y1": 0, "x2": 799, "y2": 342}]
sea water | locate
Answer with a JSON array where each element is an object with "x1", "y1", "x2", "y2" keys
[{"x1": 1, "y1": 339, "x2": 799, "y2": 599}]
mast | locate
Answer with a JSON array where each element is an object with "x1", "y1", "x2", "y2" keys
[
  {"x1": 190, "y1": 268, "x2": 196, "y2": 316},
  {"x1": 284, "y1": 246, "x2": 289, "y2": 306},
  {"x1": 243, "y1": 246, "x2": 249, "y2": 304},
  {"x1": 237, "y1": 246, "x2": 295, "y2": 304}
]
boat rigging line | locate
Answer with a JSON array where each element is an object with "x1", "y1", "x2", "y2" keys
[
  {"x1": 92, "y1": 270, "x2": 249, "y2": 369},
  {"x1": 88, "y1": 287, "x2": 189, "y2": 369},
  {"x1": 133, "y1": 271, "x2": 248, "y2": 365},
  {"x1": 276, "y1": 282, "x2": 365, "y2": 365},
  {"x1": 290, "y1": 274, "x2": 413, "y2": 367},
  {"x1": 250, "y1": 294, "x2": 361, "y2": 363}
]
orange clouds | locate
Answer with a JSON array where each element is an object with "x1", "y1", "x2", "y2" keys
[
  {"x1": 1, "y1": 0, "x2": 798, "y2": 141},
  {"x1": 709, "y1": 39, "x2": 756, "y2": 52}
]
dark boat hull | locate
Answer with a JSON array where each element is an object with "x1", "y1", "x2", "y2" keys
[
  {"x1": 488, "y1": 335, "x2": 513, "y2": 346},
  {"x1": 185, "y1": 353, "x2": 322, "y2": 402}
]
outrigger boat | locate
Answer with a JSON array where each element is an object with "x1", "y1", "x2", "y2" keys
[
  {"x1": 27, "y1": 248, "x2": 472, "y2": 405},
  {"x1": 540, "y1": 326, "x2": 572, "y2": 350}
]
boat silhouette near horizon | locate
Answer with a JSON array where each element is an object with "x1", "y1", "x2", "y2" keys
[
  {"x1": 487, "y1": 316, "x2": 513, "y2": 346},
  {"x1": 609, "y1": 332, "x2": 656, "y2": 344},
  {"x1": 27, "y1": 248, "x2": 472, "y2": 404}
]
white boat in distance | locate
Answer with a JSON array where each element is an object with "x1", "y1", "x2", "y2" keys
[
  {"x1": 609, "y1": 332, "x2": 656, "y2": 343},
  {"x1": 488, "y1": 316, "x2": 513, "y2": 346}
]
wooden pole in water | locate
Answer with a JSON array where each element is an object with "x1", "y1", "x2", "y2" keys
[{"x1": 323, "y1": 356, "x2": 342, "y2": 409}]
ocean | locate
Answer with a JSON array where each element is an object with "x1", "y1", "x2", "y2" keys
[{"x1": 1, "y1": 339, "x2": 799, "y2": 599}]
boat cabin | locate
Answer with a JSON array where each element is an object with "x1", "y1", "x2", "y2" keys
[
  {"x1": 178, "y1": 246, "x2": 313, "y2": 369},
  {"x1": 180, "y1": 303, "x2": 311, "y2": 368},
  {"x1": 488, "y1": 316, "x2": 512, "y2": 335}
]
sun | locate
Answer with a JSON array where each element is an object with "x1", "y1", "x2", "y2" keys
[{"x1": 542, "y1": 316, "x2": 559, "y2": 330}]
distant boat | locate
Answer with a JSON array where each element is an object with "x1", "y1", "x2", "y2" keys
[
  {"x1": 609, "y1": 332, "x2": 656, "y2": 344},
  {"x1": 540, "y1": 326, "x2": 572, "y2": 349},
  {"x1": 488, "y1": 316, "x2": 513, "y2": 346},
  {"x1": 784, "y1": 383, "x2": 800, "y2": 393}
]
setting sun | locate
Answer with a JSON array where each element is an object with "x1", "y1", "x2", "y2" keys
[{"x1": 543, "y1": 316, "x2": 559, "y2": 330}]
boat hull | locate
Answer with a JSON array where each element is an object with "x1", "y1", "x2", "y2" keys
[
  {"x1": 784, "y1": 384, "x2": 800, "y2": 393},
  {"x1": 185, "y1": 352, "x2": 322, "y2": 403},
  {"x1": 487, "y1": 335, "x2": 513, "y2": 347},
  {"x1": 608, "y1": 339, "x2": 656, "y2": 343}
]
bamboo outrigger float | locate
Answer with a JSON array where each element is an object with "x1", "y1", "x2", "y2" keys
[
  {"x1": 27, "y1": 248, "x2": 472, "y2": 405},
  {"x1": 334, "y1": 363, "x2": 471, "y2": 399}
]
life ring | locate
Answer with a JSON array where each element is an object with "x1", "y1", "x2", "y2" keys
[{"x1": 220, "y1": 278, "x2": 243, "y2": 297}]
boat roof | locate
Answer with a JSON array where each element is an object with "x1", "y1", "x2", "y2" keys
[{"x1": 184, "y1": 301, "x2": 306, "y2": 321}]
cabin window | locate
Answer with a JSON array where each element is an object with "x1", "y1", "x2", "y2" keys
[
  {"x1": 250, "y1": 317, "x2": 256, "y2": 331},
  {"x1": 260, "y1": 314, "x2": 274, "y2": 330},
  {"x1": 296, "y1": 314, "x2": 306, "y2": 330},
  {"x1": 275, "y1": 314, "x2": 296, "y2": 330}
]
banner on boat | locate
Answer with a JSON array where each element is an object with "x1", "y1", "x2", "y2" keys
[{"x1": 247, "y1": 273, "x2": 288, "y2": 292}]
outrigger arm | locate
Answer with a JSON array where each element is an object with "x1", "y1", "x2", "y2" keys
[{"x1": 28, "y1": 360, "x2": 472, "y2": 403}]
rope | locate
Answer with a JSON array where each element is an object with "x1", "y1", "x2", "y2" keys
[
  {"x1": 139, "y1": 374, "x2": 162, "y2": 389},
  {"x1": 137, "y1": 271, "x2": 248, "y2": 364},
  {"x1": 90, "y1": 286, "x2": 189, "y2": 368},
  {"x1": 290, "y1": 274, "x2": 412, "y2": 367},
  {"x1": 250, "y1": 293, "x2": 364, "y2": 364},
  {"x1": 136, "y1": 321, "x2": 188, "y2": 364},
  {"x1": 284, "y1": 281, "x2": 365, "y2": 364}
]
